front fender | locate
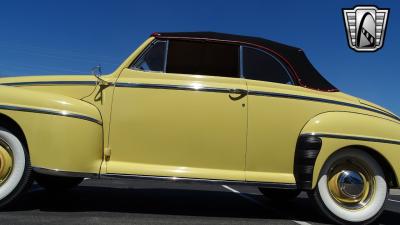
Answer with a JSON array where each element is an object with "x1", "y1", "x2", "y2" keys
[
  {"x1": 299, "y1": 111, "x2": 400, "y2": 189},
  {"x1": 0, "y1": 85, "x2": 103, "y2": 174},
  {"x1": 0, "y1": 85, "x2": 101, "y2": 124}
]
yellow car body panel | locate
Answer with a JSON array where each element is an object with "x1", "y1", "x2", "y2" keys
[
  {"x1": 0, "y1": 37, "x2": 152, "y2": 175},
  {"x1": 0, "y1": 35, "x2": 398, "y2": 191},
  {"x1": 0, "y1": 75, "x2": 97, "y2": 99},
  {"x1": 81, "y1": 37, "x2": 153, "y2": 174},
  {"x1": 300, "y1": 112, "x2": 400, "y2": 188},
  {"x1": 0, "y1": 85, "x2": 103, "y2": 173},
  {"x1": 108, "y1": 69, "x2": 247, "y2": 181},
  {"x1": 245, "y1": 80, "x2": 399, "y2": 184}
]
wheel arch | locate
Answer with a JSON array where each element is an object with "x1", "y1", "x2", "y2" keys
[
  {"x1": 342, "y1": 145, "x2": 398, "y2": 188},
  {"x1": 0, "y1": 113, "x2": 28, "y2": 152},
  {"x1": 296, "y1": 111, "x2": 400, "y2": 190}
]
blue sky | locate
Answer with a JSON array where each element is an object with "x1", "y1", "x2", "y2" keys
[{"x1": 0, "y1": 1, "x2": 398, "y2": 114}]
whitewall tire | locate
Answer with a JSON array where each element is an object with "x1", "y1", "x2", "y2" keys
[
  {"x1": 0, "y1": 128, "x2": 32, "y2": 207},
  {"x1": 310, "y1": 149, "x2": 388, "y2": 225}
]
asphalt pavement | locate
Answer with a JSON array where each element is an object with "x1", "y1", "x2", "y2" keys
[{"x1": 0, "y1": 178, "x2": 399, "y2": 225}]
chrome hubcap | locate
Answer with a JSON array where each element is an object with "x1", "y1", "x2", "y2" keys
[
  {"x1": 0, "y1": 139, "x2": 13, "y2": 185},
  {"x1": 327, "y1": 159, "x2": 375, "y2": 210},
  {"x1": 338, "y1": 170, "x2": 365, "y2": 199}
]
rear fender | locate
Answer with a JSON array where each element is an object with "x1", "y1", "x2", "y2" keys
[{"x1": 296, "y1": 111, "x2": 400, "y2": 190}]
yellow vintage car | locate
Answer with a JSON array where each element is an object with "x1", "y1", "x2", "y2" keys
[{"x1": 0, "y1": 32, "x2": 398, "y2": 224}]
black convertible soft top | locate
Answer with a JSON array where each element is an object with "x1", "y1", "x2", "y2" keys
[{"x1": 152, "y1": 32, "x2": 338, "y2": 92}]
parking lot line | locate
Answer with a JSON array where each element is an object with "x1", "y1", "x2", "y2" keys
[
  {"x1": 221, "y1": 185, "x2": 264, "y2": 207},
  {"x1": 221, "y1": 185, "x2": 240, "y2": 193},
  {"x1": 221, "y1": 185, "x2": 312, "y2": 225},
  {"x1": 390, "y1": 189, "x2": 400, "y2": 196},
  {"x1": 292, "y1": 221, "x2": 312, "y2": 225}
]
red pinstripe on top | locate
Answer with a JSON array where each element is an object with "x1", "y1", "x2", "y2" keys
[{"x1": 151, "y1": 33, "x2": 339, "y2": 92}]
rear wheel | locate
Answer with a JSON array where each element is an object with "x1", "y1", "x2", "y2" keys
[
  {"x1": 0, "y1": 127, "x2": 32, "y2": 208},
  {"x1": 310, "y1": 149, "x2": 387, "y2": 225},
  {"x1": 34, "y1": 173, "x2": 83, "y2": 191},
  {"x1": 259, "y1": 187, "x2": 301, "y2": 201}
]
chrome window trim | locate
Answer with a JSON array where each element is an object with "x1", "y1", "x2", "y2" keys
[
  {"x1": 130, "y1": 40, "x2": 154, "y2": 69},
  {"x1": 304, "y1": 133, "x2": 400, "y2": 146},
  {"x1": 131, "y1": 39, "x2": 243, "y2": 79},
  {"x1": 162, "y1": 39, "x2": 241, "y2": 79},
  {"x1": 239, "y1": 45, "x2": 244, "y2": 78},
  {"x1": 130, "y1": 39, "x2": 167, "y2": 73},
  {"x1": 163, "y1": 40, "x2": 169, "y2": 73},
  {"x1": 241, "y1": 45, "x2": 294, "y2": 85},
  {"x1": 0, "y1": 104, "x2": 102, "y2": 125}
]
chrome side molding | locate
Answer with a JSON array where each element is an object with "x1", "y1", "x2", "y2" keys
[
  {"x1": 305, "y1": 133, "x2": 400, "y2": 145},
  {"x1": 115, "y1": 82, "x2": 232, "y2": 94},
  {"x1": 115, "y1": 81, "x2": 399, "y2": 122},
  {"x1": 1, "y1": 81, "x2": 97, "y2": 86},
  {"x1": 248, "y1": 90, "x2": 400, "y2": 122},
  {"x1": 2, "y1": 79, "x2": 398, "y2": 122},
  {"x1": 0, "y1": 104, "x2": 102, "y2": 125}
]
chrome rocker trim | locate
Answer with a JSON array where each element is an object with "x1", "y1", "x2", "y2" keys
[
  {"x1": 33, "y1": 167, "x2": 99, "y2": 179},
  {"x1": 33, "y1": 167, "x2": 297, "y2": 189},
  {"x1": 101, "y1": 173, "x2": 298, "y2": 189}
]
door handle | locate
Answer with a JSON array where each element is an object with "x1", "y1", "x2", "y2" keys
[
  {"x1": 229, "y1": 89, "x2": 248, "y2": 95},
  {"x1": 228, "y1": 89, "x2": 247, "y2": 101}
]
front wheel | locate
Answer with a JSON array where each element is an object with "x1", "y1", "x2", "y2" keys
[
  {"x1": 309, "y1": 149, "x2": 388, "y2": 225},
  {"x1": 0, "y1": 128, "x2": 32, "y2": 208}
]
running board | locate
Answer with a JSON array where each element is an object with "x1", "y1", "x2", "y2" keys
[
  {"x1": 102, "y1": 173, "x2": 298, "y2": 190},
  {"x1": 32, "y1": 167, "x2": 297, "y2": 190}
]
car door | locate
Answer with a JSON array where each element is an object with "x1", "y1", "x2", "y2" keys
[
  {"x1": 243, "y1": 46, "x2": 331, "y2": 184},
  {"x1": 107, "y1": 39, "x2": 248, "y2": 181}
]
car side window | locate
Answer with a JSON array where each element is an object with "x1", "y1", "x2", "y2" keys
[
  {"x1": 132, "y1": 41, "x2": 167, "y2": 72},
  {"x1": 166, "y1": 40, "x2": 240, "y2": 78},
  {"x1": 242, "y1": 46, "x2": 293, "y2": 85}
]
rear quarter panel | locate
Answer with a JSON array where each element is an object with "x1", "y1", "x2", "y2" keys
[
  {"x1": 245, "y1": 81, "x2": 399, "y2": 184},
  {"x1": 301, "y1": 112, "x2": 400, "y2": 189}
]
